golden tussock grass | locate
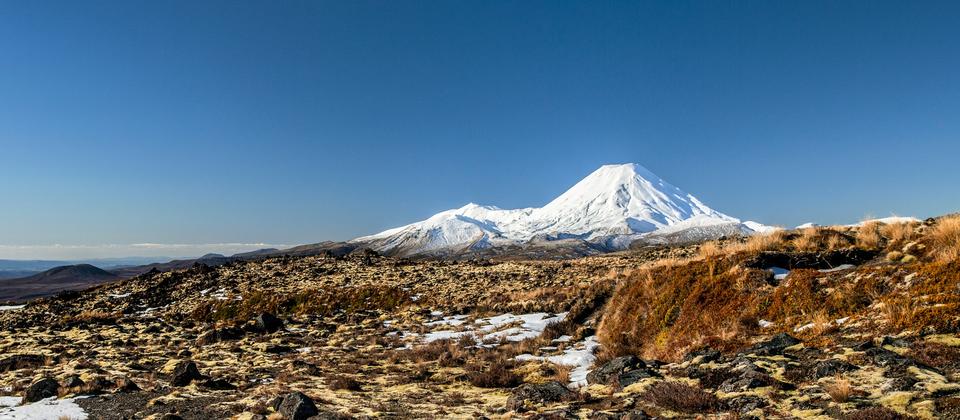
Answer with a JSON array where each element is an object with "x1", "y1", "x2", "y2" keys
[
  {"x1": 856, "y1": 221, "x2": 883, "y2": 250},
  {"x1": 880, "y1": 221, "x2": 919, "y2": 247},
  {"x1": 742, "y1": 230, "x2": 789, "y2": 253},
  {"x1": 928, "y1": 215, "x2": 960, "y2": 263},
  {"x1": 597, "y1": 257, "x2": 766, "y2": 361},
  {"x1": 823, "y1": 376, "x2": 854, "y2": 403},
  {"x1": 793, "y1": 227, "x2": 823, "y2": 252}
]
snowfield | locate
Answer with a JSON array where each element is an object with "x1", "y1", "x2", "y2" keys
[
  {"x1": 355, "y1": 163, "x2": 771, "y2": 256},
  {"x1": 0, "y1": 396, "x2": 89, "y2": 420}
]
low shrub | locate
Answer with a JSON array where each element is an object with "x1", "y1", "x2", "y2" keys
[{"x1": 642, "y1": 381, "x2": 719, "y2": 413}]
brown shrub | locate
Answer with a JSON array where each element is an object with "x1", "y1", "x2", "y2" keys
[
  {"x1": 880, "y1": 222, "x2": 918, "y2": 248},
  {"x1": 191, "y1": 285, "x2": 410, "y2": 322},
  {"x1": 824, "y1": 376, "x2": 853, "y2": 402},
  {"x1": 328, "y1": 375, "x2": 362, "y2": 391},
  {"x1": 465, "y1": 359, "x2": 522, "y2": 388},
  {"x1": 63, "y1": 310, "x2": 120, "y2": 325},
  {"x1": 738, "y1": 230, "x2": 788, "y2": 254},
  {"x1": 908, "y1": 341, "x2": 960, "y2": 369},
  {"x1": 598, "y1": 258, "x2": 762, "y2": 361},
  {"x1": 928, "y1": 215, "x2": 960, "y2": 263},
  {"x1": 857, "y1": 221, "x2": 883, "y2": 250},
  {"x1": 794, "y1": 227, "x2": 824, "y2": 252},
  {"x1": 845, "y1": 406, "x2": 911, "y2": 420},
  {"x1": 642, "y1": 381, "x2": 719, "y2": 413}
]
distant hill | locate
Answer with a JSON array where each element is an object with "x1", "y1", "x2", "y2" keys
[{"x1": 0, "y1": 264, "x2": 120, "y2": 302}]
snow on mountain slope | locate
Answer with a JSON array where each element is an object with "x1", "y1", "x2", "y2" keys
[{"x1": 354, "y1": 163, "x2": 768, "y2": 256}]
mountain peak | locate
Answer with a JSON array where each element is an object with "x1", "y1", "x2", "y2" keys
[{"x1": 355, "y1": 163, "x2": 762, "y2": 256}]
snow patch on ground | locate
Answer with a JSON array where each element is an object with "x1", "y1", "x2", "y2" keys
[
  {"x1": 819, "y1": 264, "x2": 856, "y2": 273},
  {"x1": 0, "y1": 396, "x2": 89, "y2": 419},
  {"x1": 0, "y1": 305, "x2": 25, "y2": 311},
  {"x1": 516, "y1": 336, "x2": 600, "y2": 389},
  {"x1": 422, "y1": 312, "x2": 567, "y2": 343}
]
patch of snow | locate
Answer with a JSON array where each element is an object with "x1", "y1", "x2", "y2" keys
[
  {"x1": 515, "y1": 336, "x2": 600, "y2": 389},
  {"x1": 794, "y1": 323, "x2": 815, "y2": 332},
  {"x1": 769, "y1": 267, "x2": 790, "y2": 280},
  {"x1": 422, "y1": 312, "x2": 567, "y2": 343},
  {"x1": 425, "y1": 314, "x2": 468, "y2": 327},
  {"x1": 422, "y1": 330, "x2": 473, "y2": 342},
  {"x1": 835, "y1": 317, "x2": 850, "y2": 325},
  {"x1": 108, "y1": 293, "x2": 131, "y2": 299},
  {"x1": 850, "y1": 216, "x2": 921, "y2": 227},
  {"x1": 552, "y1": 335, "x2": 573, "y2": 343},
  {"x1": 0, "y1": 396, "x2": 89, "y2": 419},
  {"x1": 744, "y1": 221, "x2": 780, "y2": 234},
  {"x1": 819, "y1": 264, "x2": 856, "y2": 273},
  {"x1": 0, "y1": 305, "x2": 25, "y2": 311},
  {"x1": 758, "y1": 319, "x2": 775, "y2": 328},
  {"x1": 795, "y1": 222, "x2": 819, "y2": 229}
]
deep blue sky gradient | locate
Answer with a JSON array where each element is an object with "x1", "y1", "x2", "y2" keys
[{"x1": 1, "y1": 1, "x2": 959, "y2": 257}]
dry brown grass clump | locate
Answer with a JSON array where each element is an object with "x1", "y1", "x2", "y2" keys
[
  {"x1": 824, "y1": 376, "x2": 854, "y2": 403},
  {"x1": 908, "y1": 341, "x2": 960, "y2": 370},
  {"x1": 927, "y1": 215, "x2": 960, "y2": 263},
  {"x1": 465, "y1": 358, "x2": 522, "y2": 388},
  {"x1": 642, "y1": 381, "x2": 719, "y2": 413},
  {"x1": 191, "y1": 285, "x2": 411, "y2": 322},
  {"x1": 857, "y1": 221, "x2": 884, "y2": 250},
  {"x1": 597, "y1": 257, "x2": 767, "y2": 361},
  {"x1": 794, "y1": 227, "x2": 824, "y2": 252},
  {"x1": 880, "y1": 221, "x2": 919, "y2": 248},
  {"x1": 328, "y1": 375, "x2": 362, "y2": 391},
  {"x1": 738, "y1": 230, "x2": 788, "y2": 253},
  {"x1": 63, "y1": 310, "x2": 121, "y2": 325}
]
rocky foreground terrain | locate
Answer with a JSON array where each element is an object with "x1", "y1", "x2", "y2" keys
[{"x1": 1, "y1": 216, "x2": 959, "y2": 419}]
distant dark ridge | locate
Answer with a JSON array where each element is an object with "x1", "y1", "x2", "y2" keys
[
  {"x1": 21, "y1": 264, "x2": 118, "y2": 283},
  {"x1": 0, "y1": 264, "x2": 120, "y2": 302}
]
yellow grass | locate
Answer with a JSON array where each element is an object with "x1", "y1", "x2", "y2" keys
[
  {"x1": 856, "y1": 221, "x2": 883, "y2": 250},
  {"x1": 929, "y1": 215, "x2": 960, "y2": 263}
]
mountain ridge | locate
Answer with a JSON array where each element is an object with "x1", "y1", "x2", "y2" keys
[{"x1": 353, "y1": 163, "x2": 769, "y2": 257}]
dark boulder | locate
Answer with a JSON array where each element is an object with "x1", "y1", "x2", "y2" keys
[
  {"x1": 200, "y1": 378, "x2": 237, "y2": 390},
  {"x1": 587, "y1": 356, "x2": 644, "y2": 385},
  {"x1": 277, "y1": 391, "x2": 319, "y2": 420},
  {"x1": 0, "y1": 354, "x2": 45, "y2": 373},
  {"x1": 881, "y1": 336, "x2": 911, "y2": 348},
  {"x1": 506, "y1": 381, "x2": 573, "y2": 412},
  {"x1": 171, "y1": 361, "x2": 205, "y2": 386},
  {"x1": 62, "y1": 375, "x2": 85, "y2": 389},
  {"x1": 684, "y1": 348, "x2": 721, "y2": 364},
  {"x1": 865, "y1": 348, "x2": 916, "y2": 369},
  {"x1": 813, "y1": 359, "x2": 859, "y2": 379},
  {"x1": 751, "y1": 333, "x2": 801, "y2": 356},
  {"x1": 618, "y1": 368, "x2": 660, "y2": 388},
  {"x1": 744, "y1": 249, "x2": 876, "y2": 271},
  {"x1": 727, "y1": 395, "x2": 767, "y2": 415},
  {"x1": 196, "y1": 326, "x2": 245, "y2": 345},
  {"x1": 115, "y1": 376, "x2": 141, "y2": 392},
  {"x1": 23, "y1": 378, "x2": 59, "y2": 403},
  {"x1": 254, "y1": 313, "x2": 284, "y2": 333}
]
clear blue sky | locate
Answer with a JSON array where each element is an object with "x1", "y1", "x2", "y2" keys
[{"x1": 1, "y1": 1, "x2": 958, "y2": 259}]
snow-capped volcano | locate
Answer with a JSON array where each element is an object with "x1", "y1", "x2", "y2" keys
[{"x1": 354, "y1": 163, "x2": 768, "y2": 257}]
